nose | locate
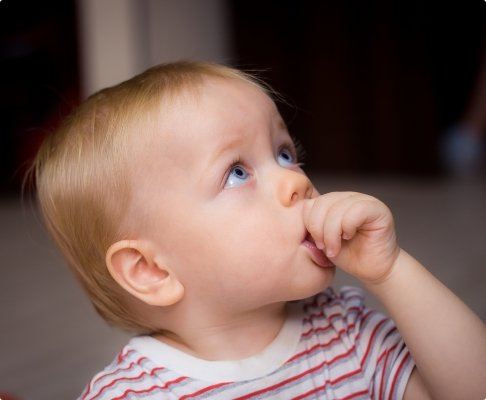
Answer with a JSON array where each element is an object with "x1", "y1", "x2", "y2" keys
[{"x1": 277, "y1": 169, "x2": 314, "y2": 207}]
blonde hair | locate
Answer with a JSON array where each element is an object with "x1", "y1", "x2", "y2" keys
[{"x1": 23, "y1": 60, "x2": 283, "y2": 334}]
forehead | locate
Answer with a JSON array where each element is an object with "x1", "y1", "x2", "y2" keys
[
  {"x1": 145, "y1": 76, "x2": 282, "y2": 159},
  {"x1": 128, "y1": 77, "x2": 284, "y2": 196},
  {"x1": 193, "y1": 76, "x2": 280, "y2": 135}
]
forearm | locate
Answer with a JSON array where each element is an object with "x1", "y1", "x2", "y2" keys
[{"x1": 363, "y1": 248, "x2": 486, "y2": 400}]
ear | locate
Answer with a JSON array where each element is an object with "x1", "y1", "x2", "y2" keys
[{"x1": 105, "y1": 240, "x2": 184, "y2": 306}]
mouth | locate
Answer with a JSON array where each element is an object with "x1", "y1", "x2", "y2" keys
[
  {"x1": 301, "y1": 229, "x2": 319, "y2": 246},
  {"x1": 301, "y1": 230, "x2": 335, "y2": 268},
  {"x1": 302, "y1": 231, "x2": 316, "y2": 245}
]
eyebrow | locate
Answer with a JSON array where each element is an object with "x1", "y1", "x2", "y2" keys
[{"x1": 209, "y1": 118, "x2": 289, "y2": 165}]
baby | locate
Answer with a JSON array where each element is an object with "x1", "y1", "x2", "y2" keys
[{"x1": 29, "y1": 61, "x2": 485, "y2": 399}]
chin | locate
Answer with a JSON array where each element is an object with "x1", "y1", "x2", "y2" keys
[
  {"x1": 306, "y1": 261, "x2": 336, "y2": 289},
  {"x1": 283, "y1": 271, "x2": 335, "y2": 303}
]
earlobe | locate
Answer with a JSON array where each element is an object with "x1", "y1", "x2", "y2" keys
[{"x1": 105, "y1": 240, "x2": 184, "y2": 306}]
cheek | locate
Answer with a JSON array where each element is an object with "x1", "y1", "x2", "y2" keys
[
  {"x1": 207, "y1": 218, "x2": 292, "y2": 289},
  {"x1": 172, "y1": 203, "x2": 296, "y2": 290}
]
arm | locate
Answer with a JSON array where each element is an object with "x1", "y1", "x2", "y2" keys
[
  {"x1": 303, "y1": 191, "x2": 486, "y2": 400},
  {"x1": 402, "y1": 368, "x2": 432, "y2": 400},
  {"x1": 363, "y1": 248, "x2": 486, "y2": 400}
]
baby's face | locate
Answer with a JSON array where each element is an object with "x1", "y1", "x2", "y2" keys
[{"x1": 129, "y1": 77, "x2": 335, "y2": 312}]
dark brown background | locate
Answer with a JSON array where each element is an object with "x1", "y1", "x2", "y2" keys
[
  {"x1": 1, "y1": 1, "x2": 485, "y2": 197},
  {"x1": 229, "y1": 1, "x2": 485, "y2": 176}
]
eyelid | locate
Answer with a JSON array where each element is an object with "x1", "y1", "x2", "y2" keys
[
  {"x1": 279, "y1": 141, "x2": 298, "y2": 159},
  {"x1": 220, "y1": 140, "x2": 304, "y2": 190}
]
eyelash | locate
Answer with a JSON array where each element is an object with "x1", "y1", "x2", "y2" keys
[{"x1": 223, "y1": 138, "x2": 307, "y2": 185}]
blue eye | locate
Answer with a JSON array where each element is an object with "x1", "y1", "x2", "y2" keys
[
  {"x1": 223, "y1": 158, "x2": 249, "y2": 189},
  {"x1": 222, "y1": 145, "x2": 303, "y2": 189},
  {"x1": 278, "y1": 147, "x2": 295, "y2": 166}
]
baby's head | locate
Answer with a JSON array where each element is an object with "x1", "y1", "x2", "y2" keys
[{"x1": 28, "y1": 61, "x2": 335, "y2": 335}]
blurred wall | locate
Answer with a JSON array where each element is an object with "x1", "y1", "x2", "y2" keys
[
  {"x1": 1, "y1": 0, "x2": 484, "y2": 198},
  {"x1": 228, "y1": 1, "x2": 486, "y2": 176},
  {"x1": 77, "y1": 0, "x2": 233, "y2": 98},
  {"x1": 0, "y1": 0, "x2": 80, "y2": 196}
]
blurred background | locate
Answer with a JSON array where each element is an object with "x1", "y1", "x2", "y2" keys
[{"x1": 1, "y1": 0, "x2": 485, "y2": 398}]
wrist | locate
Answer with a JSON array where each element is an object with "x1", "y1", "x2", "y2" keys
[{"x1": 361, "y1": 247, "x2": 405, "y2": 291}]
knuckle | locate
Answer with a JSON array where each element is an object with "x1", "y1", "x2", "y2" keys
[
  {"x1": 307, "y1": 220, "x2": 322, "y2": 236},
  {"x1": 353, "y1": 199, "x2": 373, "y2": 211}
]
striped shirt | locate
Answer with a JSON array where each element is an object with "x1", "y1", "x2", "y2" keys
[{"x1": 79, "y1": 286, "x2": 415, "y2": 399}]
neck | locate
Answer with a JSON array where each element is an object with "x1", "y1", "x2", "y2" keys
[{"x1": 150, "y1": 301, "x2": 289, "y2": 361}]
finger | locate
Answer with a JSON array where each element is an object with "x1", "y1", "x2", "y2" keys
[
  {"x1": 304, "y1": 192, "x2": 357, "y2": 249},
  {"x1": 341, "y1": 199, "x2": 390, "y2": 239},
  {"x1": 322, "y1": 194, "x2": 364, "y2": 257}
]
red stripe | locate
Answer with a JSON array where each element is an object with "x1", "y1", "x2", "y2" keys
[
  {"x1": 231, "y1": 346, "x2": 358, "y2": 400},
  {"x1": 379, "y1": 348, "x2": 391, "y2": 400},
  {"x1": 92, "y1": 356, "x2": 147, "y2": 386},
  {"x1": 287, "y1": 324, "x2": 360, "y2": 365},
  {"x1": 89, "y1": 366, "x2": 166, "y2": 400},
  {"x1": 80, "y1": 383, "x2": 91, "y2": 400},
  {"x1": 302, "y1": 322, "x2": 333, "y2": 337},
  {"x1": 287, "y1": 310, "x2": 374, "y2": 366},
  {"x1": 116, "y1": 348, "x2": 135, "y2": 364},
  {"x1": 378, "y1": 342, "x2": 398, "y2": 400},
  {"x1": 359, "y1": 317, "x2": 387, "y2": 367},
  {"x1": 116, "y1": 351, "x2": 124, "y2": 364},
  {"x1": 305, "y1": 293, "x2": 364, "y2": 313},
  {"x1": 304, "y1": 305, "x2": 363, "y2": 325},
  {"x1": 376, "y1": 340, "x2": 398, "y2": 365},
  {"x1": 388, "y1": 352, "x2": 411, "y2": 400},
  {"x1": 303, "y1": 292, "x2": 363, "y2": 312},
  {"x1": 340, "y1": 389, "x2": 370, "y2": 400},
  {"x1": 302, "y1": 317, "x2": 359, "y2": 338},
  {"x1": 111, "y1": 376, "x2": 188, "y2": 400},
  {"x1": 291, "y1": 369, "x2": 364, "y2": 400},
  {"x1": 82, "y1": 348, "x2": 138, "y2": 400},
  {"x1": 80, "y1": 379, "x2": 93, "y2": 400},
  {"x1": 360, "y1": 324, "x2": 397, "y2": 372},
  {"x1": 371, "y1": 347, "x2": 394, "y2": 400},
  {"x1": 178, "y1": 382, "x2": 234, "y2": 400}
]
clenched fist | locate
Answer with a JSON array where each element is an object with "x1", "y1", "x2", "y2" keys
[{"x1": 302, "y1": 192, "x2": 401, "y2": 284}]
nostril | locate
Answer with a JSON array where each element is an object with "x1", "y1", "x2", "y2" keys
[{"x1": 291, "y1": 192, "x2": 298, "y2": 203}]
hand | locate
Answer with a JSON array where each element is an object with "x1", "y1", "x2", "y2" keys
[{"x1": 303, "y1": 191, "x2": 401, "y2": 284}]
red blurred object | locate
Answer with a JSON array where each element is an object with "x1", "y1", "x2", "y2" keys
[{"x1": 0, "y1": 393, "x2": 22, "y2": 400}]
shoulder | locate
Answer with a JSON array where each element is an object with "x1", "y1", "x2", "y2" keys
[
  {"x1": 310, "y1": 285, "x2": 412, "y2": 359},
  {"x1": 301, "y1": 286, "x2": 416, "y2": 398},
  {"x1": 77, "y1": 345, "x2": 166, "y2": 400},
  {"x1": 300, "y1": 285, "x2": 388, "y2": 360}
]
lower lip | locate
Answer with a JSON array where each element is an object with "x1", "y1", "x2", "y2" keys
[{"x1": 301, "y1": 240, "x2": 335, "y2": 268}]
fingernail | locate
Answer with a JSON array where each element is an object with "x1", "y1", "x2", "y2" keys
[
  {"x1": 326, "y1": 248, "x2": 334, "y2": 258},
  {"x1": 316, "y1": 241, "x2": 324, "y2": 250}
]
